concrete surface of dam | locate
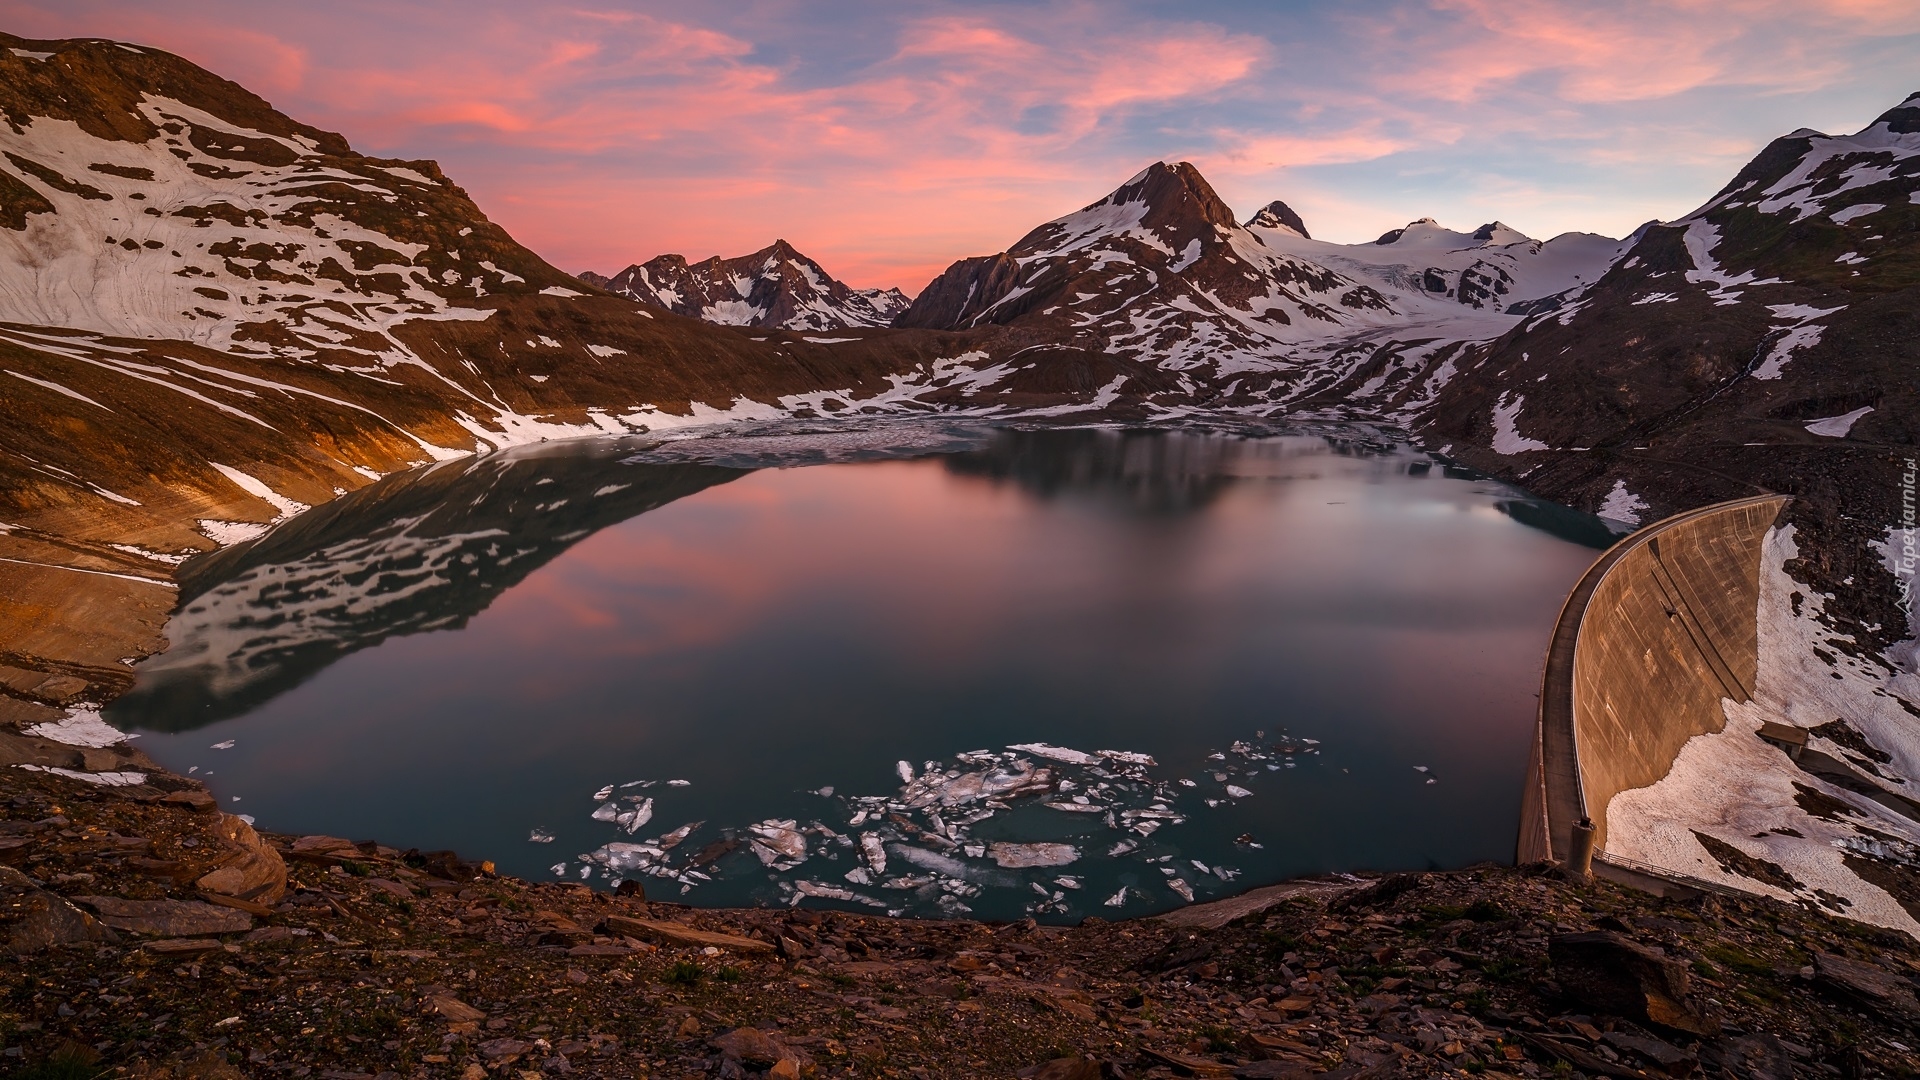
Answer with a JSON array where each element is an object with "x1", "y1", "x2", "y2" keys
[{"x1": 1519, "y1": 494, "x2": 1791, "y2": 870}]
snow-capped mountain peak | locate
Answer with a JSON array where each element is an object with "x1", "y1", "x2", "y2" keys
[
  {"x1": 1244, "y1": 200, "x2": 1310, "y2": 238},
  {"x1": 595, "y1": 239, "x2": 906, "y2": 331}
]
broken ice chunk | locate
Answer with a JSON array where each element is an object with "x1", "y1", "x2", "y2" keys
[
  {"x1": 1054, "y1": 876, "x2": 1083, "y2": 890},
  {"x1": 811, "y1": 785, "x2": 835, "y2": 797},
  {"x1": 667, "y1": 779, "x2": 691, "y2": 787},
  {"x1": 987, "y1": 842, "x2": 1079, "y2": 869},
  {"x1": 656, "y1": 822, "x2": 699, "y2": 849},
  {"x1": 746, "y1": 819, "x2": 808, "y2": 869},
  {"x1": 550, "y1": 863, "x2": 567, "y2": 876},
  {"x1": 1107, "y1": 840, "x2": 1139, "y2": 857},
  {"x1": 616, "y1": 797, "x2": 654, "y2": 834},
  {"x1": 1103, "y1": 887, "x2": 1129, "y2": 908},
  {"x1": 1006, "y1": 742, "x2": 1100, "y2": 766},
  {"x1": 1412, "y1": 766, "x2": 1429, "y2": 773},
  {"x1": 793, "y1": 880, "x2": 857, "y2": 902},
  {"x1": 859, "y1": 832, "x2": 887, "y2": 875},
  {"x1": 896, "y1": 760, "x2": 915, "y2": 783},
  {"x1": 590, "y1": 802, "x2": 619, "y2": 823},
  {"x1": 1177, "y1": 778, "x2": 1196, "y2": 787},
  {"x1": 1168, "y1": 877, "x2": 1194, "y2": 902},
  {"x1": 528, "y1": 829, "x2": 555, "y2": 844},
  {"x1": 1226, "y1": 785, "x2": 1252, "y2": 798},
  {"x1": 1043, "y1": 801, "x2": 1104, "y2": 813},
  {"x1": 592, "y1": 784, "x2": 614, "y2": 800},
  {"x1": 845, "y1": 867, "x2": 872, "y2": 885},
  {"x1": 1190, "y1": 860, "x2": 1212, "y2": 875},
  {"x1": 210, "y1": 740, "x2": 236, "y2": 750},
  {"x1": 1099, "y1": 750, "x2": 1157, "y2": 767}
]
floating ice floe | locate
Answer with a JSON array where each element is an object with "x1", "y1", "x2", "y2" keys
[
  {"x1": 747, "y1": 819, "x2": 808, "y2": 869},
  {"x1": 566, "y1": 726, "x2": 1319, "y2": 919},
  {"x1": 592, "y1": 784, "x2": 614, "y2": 800},
  {"x1": 616, "y1": 797, "x2": 654, "y2": 834},
  {"x1": 988, "y1": 842, "x2": 1079, "y2": 868},
  {"x1": 666, "y1": 779, "x2": 690, "y2": 787},
  {"x1": 528, "y1": 829, "x2": 554, "y2": 844},
  {"x1": 211, "y1": 740, "x2": 236, "y2": 750}
]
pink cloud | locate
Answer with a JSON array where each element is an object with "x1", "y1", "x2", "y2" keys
[{"x1": 0, "y1": 1, "x2": 1914, "y2": 285}]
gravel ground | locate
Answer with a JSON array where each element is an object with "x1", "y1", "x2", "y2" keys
[{"x1": 6, "y1": 757, "x2": 1920, "y2": 1079}]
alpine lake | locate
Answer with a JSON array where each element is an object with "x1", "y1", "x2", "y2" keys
[{"x1": 105, "y1": 422, "x2": 1614, "y2": 923}]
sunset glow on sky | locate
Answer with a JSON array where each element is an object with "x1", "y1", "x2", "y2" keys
[{"x1": 4, "y1": 1, "x2": 1916, "y2": 292}]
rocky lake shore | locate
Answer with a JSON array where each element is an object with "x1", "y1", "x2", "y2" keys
[{"x1": 5, "y1": 719, "x2": 1920, "y2": 1079}]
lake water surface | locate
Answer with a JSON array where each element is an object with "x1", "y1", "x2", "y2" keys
[{"x1": 107, "y1": 423, "x2": 1610, "y2": 922}]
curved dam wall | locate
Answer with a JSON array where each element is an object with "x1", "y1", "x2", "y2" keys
[{"x1": 1519, "y1": 495, "x2": 1789, "y2": 864}]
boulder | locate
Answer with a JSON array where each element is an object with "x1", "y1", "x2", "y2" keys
[
  {"x1": 2, "y1": 866, "x2": 118, "y2": 953},
  {"x1": 79, "y1": 896, "x2": 252, "y2": 936},
  {"x1": 1548, "y1": 930, "x2": 1719, "y2": 1036},
  {"x1": 195, "y1": 813, "x2": 286, "y2": 904},
  {"x1": 1812, "y1": 951, "x2": 1920, "y2": 1026},
  {"x1": 711, "y1": 1027, "x2": 812, "y2": 1070},
  {"x1": 426, "y1": 995, "x2": 487, "y2": 1023},
  {"x1": 1031, "y1": 1057, "x2": 1105, "y2": 1080}
]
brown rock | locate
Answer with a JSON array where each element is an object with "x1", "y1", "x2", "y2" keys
[
  {"x1": 426, "y1": 995, "x2": 486, "y2": 1023},
  {"x1": 145, "y1": 938, "x2": 227, "y2": 956},
  {"x1": 1137, "y1": 1048, "x2": 1234, "y2": 1077},
  {"x1": 160, "y1": 789, "x2": 216, "y2": 812},
  {"x1": 769, "y1": 1059, "x2": 803, "y2": 1080},
  {"x1": 1548, "y1": 930, "x2": 1718, "y2": 1036},
  {"x1": 605, "y1": 914, "x2": 774, "y2": 953},
  {"x1": 177, "y1": 1050, "x2": 247, "y2": 1080},
  {"x1": 477, "y1": 1037, "x2": 530, "y2": 1062},
  {"x1": 1033, "y1": 1057, "x2": 1104, "y2": 1080},
  {"x1": 195, "y1": 813, "x2": 286, "y2": 904},
  {"x1": 1812, "y1": 951, "x2": 1920, "y2": 1025},
  {"x1": 289, "y1": 834, "x2": 357, "y2": 858},
  {"x1": 711, "y1": 1027, "x2": 812, "y2": 1069},
  {"x1": 2, "y1": 866, "x2": 117, "y2": 953},
  {"x1": 79, "y1": 896, "x2": 252, "y2": 936}
]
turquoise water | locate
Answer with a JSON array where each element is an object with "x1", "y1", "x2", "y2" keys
[{"x1": 108, "y1": 423, "x2": 1608, "y2": 922}]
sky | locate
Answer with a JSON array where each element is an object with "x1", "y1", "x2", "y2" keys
[{"x1": 4, "y1": 1, "x2": 1917, "y2": 293}]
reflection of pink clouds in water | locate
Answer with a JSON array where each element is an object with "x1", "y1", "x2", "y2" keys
[{"x1": 476, "y1": 464, "x2": 1031, "y2": 673}]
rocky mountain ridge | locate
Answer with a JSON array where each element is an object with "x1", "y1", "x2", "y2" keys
[{"x1": 587, "y1": 239, "x2": 909, "y2": 331}]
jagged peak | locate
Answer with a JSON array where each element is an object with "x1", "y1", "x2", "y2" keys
[
  {"x1": 1092, "y1": 160, "x2": 1239, "y2": 232},
  {"x1": 1472, "y1": 221, "x2": 1532, "y2": 244},
  {"x1": 1245, "y1": 200, "x2": 1310, "y2": 238},
  {"x1": 1374, "y1": 218, "x2": 1436, "y2": 245},
  {"x1": 1875, "y1": 91, "x2": 1920, "y2": 134}
]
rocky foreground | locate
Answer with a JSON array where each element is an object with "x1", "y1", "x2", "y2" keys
[{"x1": 4, "y1": 725, "x2": 1919, "y2": 1080}]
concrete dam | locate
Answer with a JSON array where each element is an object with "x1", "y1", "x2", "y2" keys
[{"x1": 1519, "y1": 494, "x2": 1791, "y2": 875}]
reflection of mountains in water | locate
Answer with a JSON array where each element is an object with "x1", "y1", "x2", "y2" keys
[
  {"x1": 942, "y1": 426, "x2": 1414, "y2": 515},
  {"x1": 109, "y1": 443, "x2": 743, "y2": 733}
]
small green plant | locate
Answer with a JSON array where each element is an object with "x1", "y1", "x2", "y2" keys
[
  {"x1": 1197, "y1": 1025, "x2": 1240, "y2": 1053},
  {"x1": 663, "y1": 961, "x2": 703, "y2": 986},
  {"x1": 1463, "y1": 900, "x2": 1509, "y2": 922},
  {"x1": 715, "y1": 966, "x2": 744, "y2": 984},
  {"x1": 341, "y1": 859, "x2": 371, "y2": 877},
  {"x1": 1703, "y1": 944, "x2": 1773, "y2": 977}
]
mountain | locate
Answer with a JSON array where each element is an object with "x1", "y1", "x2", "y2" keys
[
  {"x1": 0, "y1": 32, "x2": 984, "y2": 565},
  {"x1": 893, "y1": 161, "x2": 1625, "y2": 408},
  {"x1": 1411, "y1": 92, "x2": 1920, "y2": 655},
  {"x1": 592, "y1": 239, "x2": 910, "y2": 330}
]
